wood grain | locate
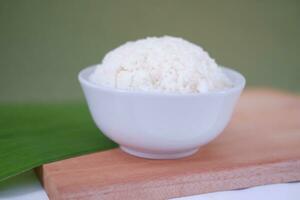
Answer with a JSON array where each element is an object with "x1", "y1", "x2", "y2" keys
[{"x1": 40, "y1": 89, "x2": 300, "y2": 200}]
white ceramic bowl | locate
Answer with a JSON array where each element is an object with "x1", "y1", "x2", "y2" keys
[{"x1": 78, "y1": 66, "x2": 245, "y2": 159}]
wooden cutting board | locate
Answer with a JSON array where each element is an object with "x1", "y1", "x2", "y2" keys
[{"x1": 39, "y1": 89, "x2": 300, "y2": 200}]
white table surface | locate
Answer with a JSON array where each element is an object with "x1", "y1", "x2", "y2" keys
[{"x1": 0, "y1": 170, "x2": 299, "y2": 200}]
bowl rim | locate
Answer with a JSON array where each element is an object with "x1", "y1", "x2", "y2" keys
[{"x1": 78, "y1": 65, "x2": 246, "y2": 96}]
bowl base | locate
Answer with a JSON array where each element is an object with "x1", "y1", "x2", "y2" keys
[{"x1": 120, "y1": 146, "x2": 199, "y2": 159}]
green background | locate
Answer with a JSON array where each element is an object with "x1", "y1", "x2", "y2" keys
[{"x1": 1, "y1": 0, "x2": 300, "y2": 103}]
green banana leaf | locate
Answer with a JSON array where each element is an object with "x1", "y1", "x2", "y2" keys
[{"x1": 0, "y1": 103, "x2": 117, "y2": 182}]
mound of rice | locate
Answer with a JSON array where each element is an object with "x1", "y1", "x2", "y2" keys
[{"x1": 89, "y1": 36, "x2": 232, "y2": 93}]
